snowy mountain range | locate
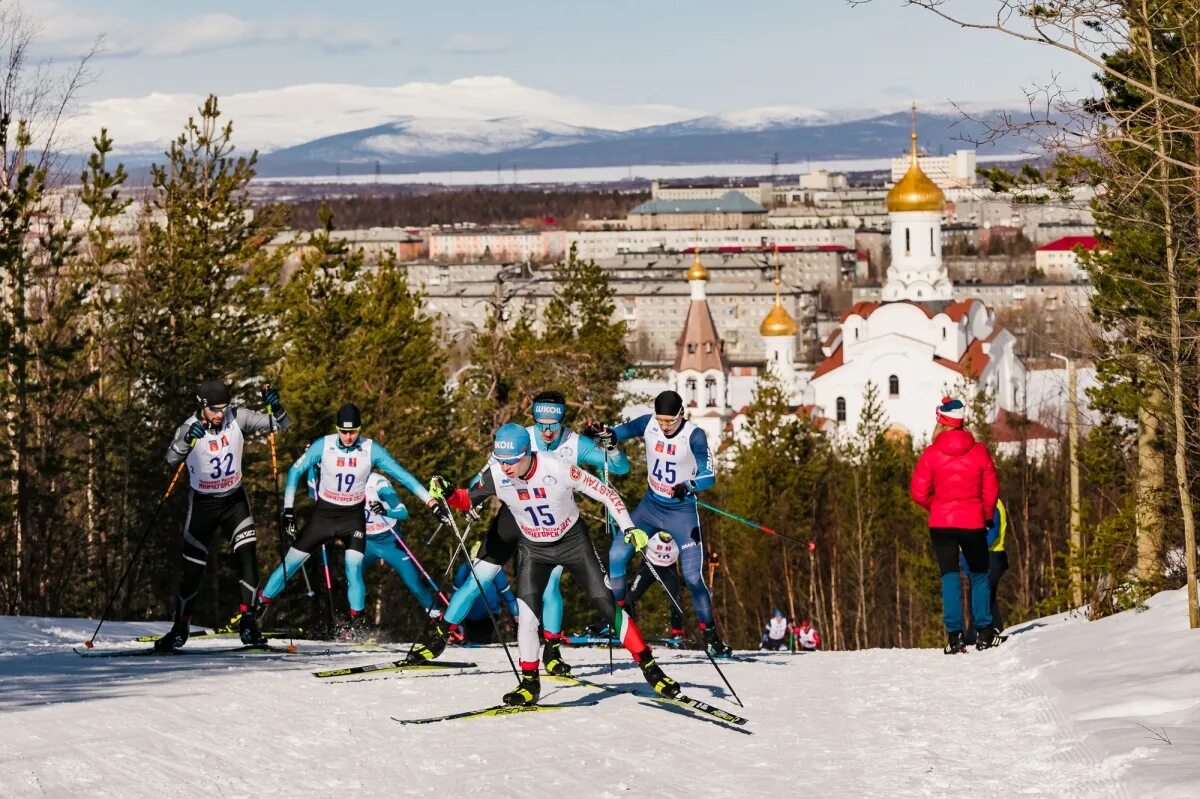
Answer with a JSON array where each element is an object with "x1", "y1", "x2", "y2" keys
[{"x1": 63, "y1": 77, "x2": 1036, "y2": 178}]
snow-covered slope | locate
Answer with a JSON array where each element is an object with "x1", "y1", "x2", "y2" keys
[{"x1": 4, "y1": 587, "x2": 1195, "y2": 797}]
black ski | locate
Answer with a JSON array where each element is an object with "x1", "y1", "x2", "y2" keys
[
  {"x1": 132, "y1": 630, "x2": 294, "y2": 643},
  {"x1": 549, "y1": 674, "x2": 749, "y2": 728},
  {"x1": 392, "y1": 700, "x2": 599, "y2": 725},
  {"x1": 74, "y1": 644, "x2": 291, "y2": 658},
  {"x1": 313, "y1": 659, "x2": 477, "y2": 679}
]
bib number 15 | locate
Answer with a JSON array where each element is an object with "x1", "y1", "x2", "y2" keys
[{"x1": 523, "y1": 504, "x2": 555, "y2": 526}]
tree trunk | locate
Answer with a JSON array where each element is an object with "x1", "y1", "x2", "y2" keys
[{"x1": 1135, "y1": 378, "x2": 1165, "y2": 582}]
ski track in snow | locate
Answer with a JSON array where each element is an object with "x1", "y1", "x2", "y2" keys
[{"x1": 0, "y1": 618, "x2": 1132, "y2": 799}]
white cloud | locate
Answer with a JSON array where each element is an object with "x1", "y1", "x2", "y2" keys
[
  {"x1": 443, "y1": 34, "x2": 508, "y2": 54},
  {"x1": 28, "y1": 2, "x2": 401, "y2": 59}
]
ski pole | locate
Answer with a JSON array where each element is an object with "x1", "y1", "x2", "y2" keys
[
  {"x1": 423, "y1": 522, "x2": 445, "y2": 546},
  {"x1": 603, "y1": 457, "x2": 614, "y2": 675},
  {"x1": 402, "y1": 517, "x2": 474, "y2": 665},
  {"x1": 265, "y1": 386, "x2": 298, "y2": 653},
  {"x1": 431, "y1": 478, "x2": 520, "y2": 680},
  {"x1": 695, "y1": 500, "x2": 815, "y2": 549},
  {"x1": 85, "y1": 459, "x2": 188, "y2": 648},
  {"x1": 641, "y1": 550, "x2": 745, "y2": 708},
  {"x1": 390, "y1": 528, "x2": 450, "y2": 606},
  {"x1": 320, "y1": 544, "x2": 337, "y2": 633},
  {"x1": 300, "y1": 559, "x2": 315, "y2": 599}
]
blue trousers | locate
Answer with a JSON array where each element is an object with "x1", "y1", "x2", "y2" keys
[
  {"x1": 609, "y1": 493, "x2": 713, "y2": 625},
  {"x1": 356, "y1": 534, "x2": 435, "y2": 613},
  {"x1": 445, "y1": 563, "x2": 563, "y2": 634},
  {"x1": 930, "y1": 527, "x2": 992, "y2": 633}
]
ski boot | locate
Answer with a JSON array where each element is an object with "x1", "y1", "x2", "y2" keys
[
  {"x1": 637, "y1": 649, "x2": 682, "y2": 699},
  {"x1": 404, "y1": 619, "x2": 450, "y2": 665},
  {"x1": 542, "y1": 637, "x2": 572, "y2": 676},
  {"x1": 502, "y1": 670, "x2": 541, "y2": 706},
  {"x1": 663, "y1": 627, "x2": 686, "y2": 649},
  {"x1": 339, "y1": 611, "x2": 372, "y2": 643},
  {"x1": 975, "y1": 626, "x2": 1005, "y2": 651},
  {"x1": 702, "y1": 625, "x2": 733, "y2": 658},
  {"x1": 944, "y1": 630, "x2": 967, "y2": 654},
  {"x1": 238, "y1": 608, "x2": 269, "y2": 647},
  {"x1": 154, "y1": 617, "x2": 192, "y2": 653}
]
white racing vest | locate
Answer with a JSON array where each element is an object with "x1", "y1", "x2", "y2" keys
[
  {"x1": 316, "y1": 435, "x2": 374, "y2": 506},
  {"x1": 642, "y1": 418, "x2": 701, "y2": 499},
  {"x1": 487, "y1": 455, "x2": 632, "y2": 542},
  {"x1": 364, "y1": 472, "x2": 402, "y2": 535},
  {"x1": 644, "y1": 534, "x2": 680, "y2": 567},
  {"x1": 528, "y1": 425, "x2": 581, "y2": 466},
  {"x1": 187, "y1": 415, "x2": 246, "y2": 494},
  {"x1": 796, "y1": 628, "x2": 819, "y2": 650},
  {"x1": 767, "y1": 617, "x2": 789, "y2": 639}
]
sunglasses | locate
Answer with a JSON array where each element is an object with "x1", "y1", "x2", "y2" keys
[
  {"x1": 534, "y1": 420, "x2": 563, "y2": 433},
  {"x1": 337, "y1": 427, "x2": 361, "y2": 434},
  {"x1": 495, "y1": 453, "x2": 525, "y2": 465},
  {"x1": 206, "y1": 404, "x2": 229, "y2": 413}
]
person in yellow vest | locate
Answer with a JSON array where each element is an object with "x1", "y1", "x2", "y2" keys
[{"x1": 964, "y1": 497, "x2": 1009, "y2": 646}]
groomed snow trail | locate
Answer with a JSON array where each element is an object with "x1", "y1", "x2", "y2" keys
[{"x1": 0, "y1": 618, "x2": 1127, "y2": 799}]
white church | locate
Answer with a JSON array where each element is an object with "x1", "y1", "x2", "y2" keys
[{"x1": 626, "y1": 120, "x2": 1057, "y2": 453}]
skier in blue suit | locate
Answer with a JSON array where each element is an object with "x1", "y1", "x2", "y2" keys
[{"x1": 587, "y1": 389, "x2": 731, "y2": 657}]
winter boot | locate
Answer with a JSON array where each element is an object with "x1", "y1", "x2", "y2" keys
[
  {"x1": 238, "y1": 609, "x2": 269, "y2": 647},
  {"x1": 637, "y1": 649, "x2": 682, "y2": 699},
  {"x1": 702, "y1": 625, "x2": 733, "y2": 658},
  {"x1": 663, "y1": 628, "x2": 686, "y2": 649},
  {"x1": 975, "y1": 626, "x2": 1006, "y2": 651},
  {"x1": 502, "y1": 670, "x2": 541, "y2": 706},
  {"x1": 944, "y1": 630, "x2": 967, "y2": 655},
  {"x1": 339, "y1": 611, "x2": 372, "y2": 642},
  {"x1": 154, "y1": 617, "x2": 191, "y2": 653},
  {"x1": 542, "y1": 638, "x2": 572, "y2": 676},
  {"x1": 404, "y1": 620, "x2": 449, "y2": 665}
]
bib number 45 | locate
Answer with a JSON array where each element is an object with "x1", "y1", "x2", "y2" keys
[{"x1": 651, "y1": 458, "x2": 676, "y2": 484}]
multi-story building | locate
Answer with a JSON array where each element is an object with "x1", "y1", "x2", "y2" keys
[
  {"x1": 889, "y1": 148, "x2": 977, "y2": 188},
  {"x1": 1035, "y1": 235, "x2": 1100, "y2": 280},
  {"x1": 428, "y1": 228, "x2": 566, "y2": 262},
  {"x1": 650, "y1": 180, "x2": 774, "y2": 207},
  {"x1": 625, "y1": 192, "x2": 768, "y2": 230}
]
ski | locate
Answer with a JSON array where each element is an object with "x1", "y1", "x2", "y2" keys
[
  {"x1": 548, "y1": 674, "x2": 748, "y2": 728},
  {"x1": 562, "y1": 635, "x2": 619, "y2": 647},
  {"x1": 313, "y1": 659, "x2": 477, "y2": 679},
  {"x1": 392, "y1": 700, "x2": 599, "y2": 725},
  {"x1": 131, "y1": 630, "x2": 293, "y2": 643},
  {"x1": 74, "y1": 644, "x2": 292, "y2": 658}
]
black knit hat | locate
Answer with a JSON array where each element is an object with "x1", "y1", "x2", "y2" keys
[
  {"x1": 336, "y1": 403, "x2": 362, "y2": 430},
  {"x1": 196, "y1": 380, "x2": 230, "y2": 408}
]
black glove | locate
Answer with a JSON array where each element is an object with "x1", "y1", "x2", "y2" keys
[
  {"x1": 671, "y1": 482, "x2": 694, "y2": 499},
  {"x1": 185, "y1": 420, "x2": 207, "y2": 447},
  {"x1": 429, "y1": 500, "x2": 452, "y2": 527},
  {"x1": 281, "y1": 508, "x2": 298, "y2": 539},
  {"x1": 262, "y1": 384, "x2": 283, "y2": 414},
  {"x1": 584, "y1": 421, "x2": 616, "y2": 451},
  {"x1": 369, "y1": 500, "x2": 387, "y2": 516}
]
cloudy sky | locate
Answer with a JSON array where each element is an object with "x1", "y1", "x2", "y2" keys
[{"x1": 27, "y1": 0, "x2": 1097, "y2": 150}]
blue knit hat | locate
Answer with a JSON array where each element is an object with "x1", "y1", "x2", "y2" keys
[
  {"x1": 936, "y1": 396, "x2": 965, "y2": 429},
  {"x1": 493, "y1": 423, "x2": 531, "y2": 463}
]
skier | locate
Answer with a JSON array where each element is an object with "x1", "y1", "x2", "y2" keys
[
  {"x1": 586, "y1": 389, "x2": 733, "y2": 657},
  {"x1": 155, "y1": 380, "x2": 290, "y2": 652},
  {"x1": 259, "y1": 403, "x2": 447, "y2": 635},
  {"x1": 435, "y1": 423, "x2": 680, "y2": 706},
  {"x1": 761, "y1": 609, "x2": 790, "y2": 651},
  {"x1": 624, "y1": 531, "x2": 685, "y2": 640},
  {"x1": 964, "y1": 497, "x2": 1009, "y2": 645},
  {"x1": 358, "y1": 471, "x2": 441, "y2": 620},
  {"x1": 909, "y1": 396, "x2": 1002, "y2": 654},
  {"x1": 452, "y1": 543, "x2": 519, "y2": 644},
  {"x1": 793, "y1": 620, "x2": 821, "y2": 651},
  {"x1": 410, "y1": 391, "x2": 630, "y2": 676}
]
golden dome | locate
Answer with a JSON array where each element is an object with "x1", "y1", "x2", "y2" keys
[
  {"x1": 687, "y1": 252, "x2": 710, "y2": 281},
  {"x1": 886, "y1": 130, "x2": 945, "y2": 213},
  {"x1": 760, "y1": 299, "x2": 798, "y2": 337}
]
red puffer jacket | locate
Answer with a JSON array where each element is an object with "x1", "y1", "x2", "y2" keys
[{"x1": 909, "y1": 429, "x2": 999, "y2": 529}]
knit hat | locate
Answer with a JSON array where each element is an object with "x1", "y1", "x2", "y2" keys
[
  {"x1": 935, "y1": 396, "x2": 965, "y2": 429},
  {"x1": 493, "y1": 423, "x2": 531, "y2": 464}
]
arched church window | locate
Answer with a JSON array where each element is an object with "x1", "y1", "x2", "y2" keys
[
  {"x1": 904, "y1": 228, "x2": 911, "y2": 256},
  {"x1": 942, "y1": 326, "x2": 947, "y2": 339},
  {"x1": 704, "y1": 342, "x2": 713, "y2": 354},
  {"x1": 889, "y1": 375, "x2": 900, "y2": 397},
  {"x1": 930, "y1": 229, "x2": 935, "y2": 256},
  {"x1": 773, "y1": 351, "x2": 779, "y2": 362},
  {"x1": 686, "y1": 378, "x2": 697, "y2": 405},
  {"x1": 1013, "y1": 384, "x2": 1019, "y2": 406},
  {"x1": 705, "y1": 377, "x2": 718, "y2": 407},
  {"x1": 687, "y1": 343, "x2": 696, "y2": 354},
  {"x1": 836, "y1": 397, "x2": 846, "y2": 422}
]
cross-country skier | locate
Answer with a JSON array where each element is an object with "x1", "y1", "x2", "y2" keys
[
  {"x1": 155, "y1": 380, "x2": 290, "y2": 652},
  {"x1": 761, "y1": 609, "x2": 790, "y2": 651},
  {"x1": 625, "y1": 531, "x2": 685, "y2": 638},
  {"x1": 259, "y1": 403, "x2": 446, "y2": 635},
  {"x1": 794, "y1": 620, "x2": 821, "y2": 651},
  {"x1": 357, "y1": 471, "x2": 441, "y2": 620},
  {"x1": 586, "y1": 389, "x2": 733, "y2": 657},
  {"x1": 434, "y1": 423, "x2": 680, "y2": 706},
  {"x1": 409, "y1": 391, "x2": 629, "y2": 676}
]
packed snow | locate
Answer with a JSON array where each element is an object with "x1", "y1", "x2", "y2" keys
[{"x1": 2, "y1": 585, "x2": 1196, "y2": 797}]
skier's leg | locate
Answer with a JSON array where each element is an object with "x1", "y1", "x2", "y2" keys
[
  {"x1": 659, "y1": 564, "x2": 685, "y2": 631},
  {"x1": 541, "y1": 565, "x2": 565, "y2": 636},
  {"x1": 444, "y1": 512, "x2": 517, "y2": 625},
  {"x1": 609, "y1": 494, "x2": 655, "y2": 601},
  {"x1": 344, "y1": 524, "x2": 368, "y2": 615},
  {"x1": 624, "y1": 560, "x2": 655, "y2": 616},
  {"x1": 961, "y1": 531, "x2": 992, "y2": 629},
  {"x1": 174, "y1": 491, "x2": 218, "y2": 622},
  {"x1": 260, "y1": 509, "x2": 332, "y2": 602},
  {"x1": 561, "y1": 525, "x2": 648, "y2": 661},
  {"x1": 514, "y1": 545, "x2": 554, "y2": 668},
  {"x1": 373, "y1": 536, "x2": 435, "y2": 612},
  {"x1": 930, "y1": 528, "x2": 964, "y2": 633},
  {"x1": 676, "y1": 510, "x2": 714, "y2": 625},
  {"x1": 988, "y1": 550, "x2": 1009, "y2": 631},
  {"x1": 223, "y1": 493, "x2": 258, "y2": 611}
]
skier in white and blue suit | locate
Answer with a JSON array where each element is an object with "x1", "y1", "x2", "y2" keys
[{"x1": 588, "y1": 389, "x2": 732, "y2": 657}]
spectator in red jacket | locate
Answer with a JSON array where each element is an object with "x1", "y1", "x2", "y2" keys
[{"x1": 910, "y1": 396, "x2": 1002, "y2": 654}]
